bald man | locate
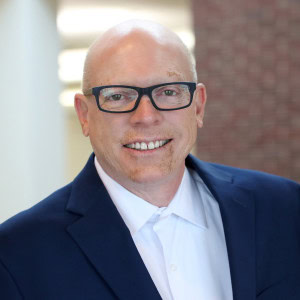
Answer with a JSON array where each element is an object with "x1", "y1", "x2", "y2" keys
[{"x1": 0, "y1": 20, "x2": 299, "y2": 300}]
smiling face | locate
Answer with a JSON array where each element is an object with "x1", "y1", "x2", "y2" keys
[{"x1": 75, "y1": 24, "x2": 206, "y2": 190}]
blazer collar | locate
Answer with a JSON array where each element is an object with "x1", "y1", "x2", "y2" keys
[
  {"x1": 66, "y1": 154, "x2": 161, "y2": 300},
  {"x1": 66, "y1": 153, "x2": 256, "y2": 300},
  {"x1": 187, "y1": 155, "x2": 256, "y2": 300}
]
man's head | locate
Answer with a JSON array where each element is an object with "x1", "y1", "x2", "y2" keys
[{"x1": 75, "y1": 20, "x2": 206, "y2": 189}]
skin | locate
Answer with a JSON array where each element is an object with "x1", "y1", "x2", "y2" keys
[{"x1": 75, "y1": 20, "x2": 207, "y2": 207}]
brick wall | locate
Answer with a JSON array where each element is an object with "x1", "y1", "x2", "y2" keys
[{"x1": 192, "y1": 0, "x2": 300, "y2": 182}]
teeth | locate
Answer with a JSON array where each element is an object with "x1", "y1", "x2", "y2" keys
[
  {"x1": 127, "y1": 143, "x2": 134, "y2": 149},
  {"x1": 141, "y1": 142, "x2": 147, "y2": 150},
  {"x1": 125, "y1": 139, "x2": 170, "y2": 151},
  {"x1": 148, "y1": 142, "x2": 154, "y2": 150}
]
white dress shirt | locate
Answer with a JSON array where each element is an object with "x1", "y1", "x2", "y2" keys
[{"x1": 95, "y1": 157, "x2": 233, "y2": 300}]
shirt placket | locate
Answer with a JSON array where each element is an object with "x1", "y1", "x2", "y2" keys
[{"x1": 153, "y1": 210, "x2": 181, "y2": 300}]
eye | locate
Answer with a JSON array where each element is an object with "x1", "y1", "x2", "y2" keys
[
  {"x1": 110, "y1": 94, "x2": 122, "y2": 101},
  {"x1": 164, "y1": 89, "x2": 176, "y2": 96}
]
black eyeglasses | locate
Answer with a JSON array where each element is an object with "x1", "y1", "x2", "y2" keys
[{"x1": 83, "y1": 82, "x2": 196, "y2": 113}]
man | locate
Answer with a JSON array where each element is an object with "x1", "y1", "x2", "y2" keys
[{"x1": 0, "y1": 20, "x2": 299, "y2": 300}]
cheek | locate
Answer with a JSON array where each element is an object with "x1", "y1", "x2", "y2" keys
[
  {"x1": 180, "y1": 112, "x2": 198, "y2": 152},
  {"x1": 89, "y1": 112, "x2": 124, "y2": 141},
  {"x1": 88, "y1": 114, "x2": 116, "y2": 155},
  {"x1": 179, "y1": 109, "x2": 198, "y2": 139},
  {"x1": 186, "y1": 123, "x2": 198, "y2": 149}
]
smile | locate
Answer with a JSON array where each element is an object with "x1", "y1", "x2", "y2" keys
[{"x1": 124, "y1": 139, "x2": 171, "y2": 151}]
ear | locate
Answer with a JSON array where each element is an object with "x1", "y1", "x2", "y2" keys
[
  {"x1": 194, "y1": 83, "x2": 207, "y2": 128},
  {"x1": 74, "y1": 93, "x2": 90, "y2": 137}
]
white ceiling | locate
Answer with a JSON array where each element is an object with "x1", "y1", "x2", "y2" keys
[
  {"x1": 57, "y1": 0, "x2": 193, "y2": 48},
  {"x1": 57, "y1": 0, "x2": 194, "y2": 106}
]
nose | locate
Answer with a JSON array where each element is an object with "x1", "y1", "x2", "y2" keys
[{"x1": 129, "y1": 95, "x2": 163, "y2": 126}]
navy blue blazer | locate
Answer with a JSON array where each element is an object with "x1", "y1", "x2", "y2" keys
[{"x1": 0, "y1": 154, "x2": 299, "y2": 300}]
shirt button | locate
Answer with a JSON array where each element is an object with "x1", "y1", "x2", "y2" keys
[{"x1": 170, "y1": 264, "x2": 177, "y2": 271}]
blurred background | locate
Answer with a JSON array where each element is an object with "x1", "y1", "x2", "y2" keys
[{"x1": 0, "y1": 0, "x2": 299, "y2": 222}]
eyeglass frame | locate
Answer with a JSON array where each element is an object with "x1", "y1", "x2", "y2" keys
[{"x1": 83, "y1": 81, "x2": 197, "y2": 113}]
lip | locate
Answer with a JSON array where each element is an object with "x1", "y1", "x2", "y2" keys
[
  {"x1": 122, "y1": 137, "x2": 171, "y2": 145},
  {"x1": 123, "y1": 139, "x2": 172, "y2": 152}
]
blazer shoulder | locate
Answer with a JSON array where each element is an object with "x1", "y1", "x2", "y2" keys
[
  {"x1": 199, "y1": 157, "x2": 299, "y2": 191},
  {"x1": 0, "y1": 153, "x2": 98, "y2": 245},
  {"x1": 188, "y1": 154, "x2": 300, "y2": 207},
  {"x1": 219, "y1": 163, "x2": 299, "y2": 195},
  {"x1": 0, "y1": 183, "x2": 74, "y2": 242}
]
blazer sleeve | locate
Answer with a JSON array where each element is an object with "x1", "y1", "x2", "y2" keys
[{"x1": 0, "y1": 259, "x2": 23, "y2": 299}]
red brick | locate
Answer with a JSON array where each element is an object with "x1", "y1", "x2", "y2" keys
[{"x1": 192, "y1": 0, "x2": 300, "y2": 182}]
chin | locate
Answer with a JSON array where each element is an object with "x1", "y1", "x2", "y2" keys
[{"x1": 126, "y1": 166, "x2": 170, "y2": 185}]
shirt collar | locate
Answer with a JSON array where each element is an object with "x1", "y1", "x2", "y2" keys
[
  {"x1": 94, "y1": 157, "x2": 208, "y2": 235},
  {"x1": 165, "y1": 167, "x2": 208, "y2": 229}
]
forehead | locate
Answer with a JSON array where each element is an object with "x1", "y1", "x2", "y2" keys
[{"x1": 87, "y1": 34, "x2": 192, "y2": 87}]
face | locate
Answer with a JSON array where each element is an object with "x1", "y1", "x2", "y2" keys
[{"x1": 75, "y1": 34, "x2": 206, "y2": 189}]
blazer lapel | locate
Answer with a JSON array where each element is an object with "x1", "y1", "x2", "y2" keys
[
  {"x1": 65, "y1": 155, "x2": 161, "y2": 300},
  {"x1": 187, "y1": 155, "x2": 256, "y2": 300}
]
